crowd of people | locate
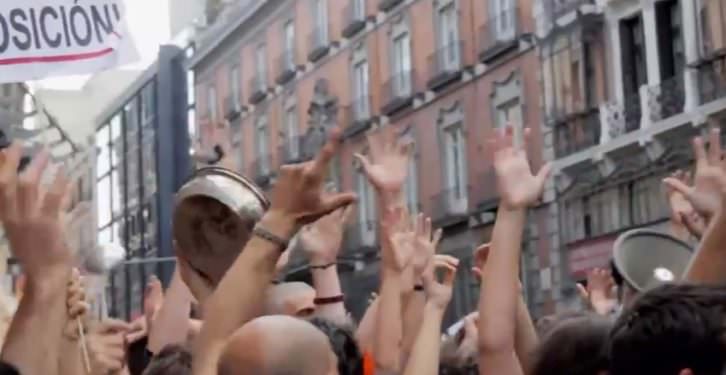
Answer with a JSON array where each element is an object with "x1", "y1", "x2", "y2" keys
[{"x1": 0, "y1": 122, "x2": 725, "y2": 375}]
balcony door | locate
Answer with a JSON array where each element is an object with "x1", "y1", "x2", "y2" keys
[
  {"x1": 493, "y1": 0, "x2": 515, "y2": 41},
  {"x1": 393, "y1": 32, "x2": 412, "y2": 96},
  {"x1": 438, "y1": 3, "x2": 460, "y2": 71}
]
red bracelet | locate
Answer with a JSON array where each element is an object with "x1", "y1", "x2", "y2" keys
[{"x1": 314, "y1": 295, "x2": 345, "y2": 305}]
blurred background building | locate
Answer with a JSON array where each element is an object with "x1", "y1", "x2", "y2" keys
[{"x1": 188, "y1": 0, "x2": 548, "y2": 324}]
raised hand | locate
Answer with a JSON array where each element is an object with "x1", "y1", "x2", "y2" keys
[
  {"x1": 300, "y1": 205, "x2": 354, "y2": 265},
  {"x1": 470, "y1": 243, "x2": 490, "y2": 281},
  {"x1": 269, "y1": 128, "x2": 357, "y2": 228},
  {"x1": 381, "y1": 207, "x2": 417, "y2": 271},
  {"x1": 143, "y1": 276, "x2": 163, "y2": 332},
  {"x1": 422, "y1": 255, "x2": 459, "y2": 310},
  {"x1": 663, "y1": 128, "x2": 726, "y2": 220},
  {"x1": 411, "y1": 213, "x2": 442, "y2": 278},
  {"x1": 354, "y1": 126, "x2": 411, "y2": 196},
  {"x1": 0, "y1": 143, "x2": 72, "y2": 279},
  {"x1": 576, "y1": 268, "x2": 617, "y2": 316},
  {"x1": 87, "y1": 319, "x2": 131, "y2": 375},
  {"x1": 490, "y1": 127, "x2": 551, "y2": 210}
]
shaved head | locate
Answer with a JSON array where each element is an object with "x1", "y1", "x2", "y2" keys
[
  {"x1": 265, "y1": 282, "x2": 316, "y2": 318},
  {"x1": 218, "y1": 315, "x2": 336, "y2": 375}
]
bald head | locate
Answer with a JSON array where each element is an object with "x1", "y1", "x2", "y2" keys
[
  {"x1": 218, "y1": 315, "x2": 336, "y2": 375},
  {"x1": 265, "y1": 282, "x2": 316, "y2": 318}
]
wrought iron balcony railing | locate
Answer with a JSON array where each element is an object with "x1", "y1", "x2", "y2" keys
[
  {"x1": 251, "y1": 153, "x2": 273, "y2": 186},
  {"x1": 247, "y1": 75, "x2": 268, "y2": 104},
  {"x1": 431, "y1": 186, "x2": 468, "y2": 225},
  {"x1": 308, "y1": 25, "x2": 330, "y2": 62},
  {"x1": 381, "y1": 69, "x2": 415, "y2": 116},
  {"x1": 275, "y1": 49, "x2": 296, "y2": 85},
  {"x1": 542, "y1": 0, "x2": 597, "y2": 21},
  {"x1": 647, "y1": 75, "x2": 685, "y2": 122},
  {"x1": 553, "y1": 109, "x2": 601, "y2": 158},
  {"x1": 277, "y1": 136, "x2": 311, "y2": 165},
  {"x1": 427, "y1": 41, "x2": 464, "y2": 90},
  {"x1": 342, "y1": 1, "x2": 367, "y2": 38},
  {"x1": 342, "y1": 96, "x2": 373, "y2": 138},
  {"x1": 378, "y1": 0, "x2": 404, "y2": 12},
  {"x1": 479, "y1": 7, "x2": 521, "y2": 62}
]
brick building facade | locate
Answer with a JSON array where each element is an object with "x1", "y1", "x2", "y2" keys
[{"x1": 189, "y1": 0, "x2": 553, "y2": 322}]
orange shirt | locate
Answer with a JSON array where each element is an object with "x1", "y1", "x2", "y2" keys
[{"x1": 363, "y1": 351, "x2": 375, "y2": 375}]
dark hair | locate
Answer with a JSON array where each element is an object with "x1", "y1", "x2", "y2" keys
[
  {"x1": 531, "y1": 313, "x2": 611, "y2": 375},
  {"x1": 609, "y1": 283, "x2": 726, "y2": 375},
  {"x1": 308, "y1": 317, "x2": 363, "y2": 375},
  {"x1": 142, "y1": 344, "x2": 192, "y2": 375},
  {"x1": 439, "y1": 362, "x2": 479, "y2": 375}
]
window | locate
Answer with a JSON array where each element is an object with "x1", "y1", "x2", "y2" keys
[
  {"x1": 404, "y1": 154, "x2": 418, "y2": 214},
  {"x1": 353, "y1": 0, "x2": 366, "y2": 19},
  {"x1": 496, "y1": 98, "x2": 522, "y2": 143},
  {"x1": 438, "y1": 3, "x2": 460, "y2": 69},
  {"x1": 256, "y1": 44, "x2": 267, "y2": 88},
  {"x1": 231, "y1": 66, "x2": 241, "y2": 110},
  {"x1": 392, "y1": 33, "x2": 412, "y2": 95},
  {"x1": 656, "y1": 0, "x2": 684, "y2": 80},
  {"x1": 256, "y1": 116, "x2": 269, "y2": 174},
  {"x1": 493, "y1": 0, "x2": 515, "y2": 41},
  {"x1": 356, "y1": 169, "x2": 376, "y2": 227},
  {"x1": 314, "y1": 0, "x2": 328, "y2": 43},
  {"x1": 283, "y1": 21, "x2": 295, "y2": 67},
  {"x1": 285, "y1": 106, "x2": 299, "y2": 158},
  {"x1": 620, "y1": 15, "x2": 648, "y2": 95},
  {"x1": 353, "y1": 60, "x2": 370, "y2": 119},
  {"x1": 207, "y1": 85, "x2": 217, "y2": 122},
  {"x1": 443, "y1": 124, "x2": 466, "y2": 200}
]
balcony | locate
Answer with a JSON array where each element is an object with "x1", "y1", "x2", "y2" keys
[
  {"x1": 479, "y1": 7, "x2": 521, "y2": 63},
  {"x1": 342, "y1": 1, "x2": 367, "y2": 38},
  {"x1": 251, "y1": 154, "x2": 274, "y2": 187},
  {"x1": 622, "y1": 91, "x2": 642, "y2": 134},
  {"x1": 378, "y1": 0, "x2": 404, "y2": 12},
  {"x1": 381, "y1": 69, "x2": 415, "y2": 116},
  {"x1": 342, "y1": 96, "x2": 373, "y2": 139},
  {"x1": 647, "y1": 76, "x2": 685, "y2": 122},
  {"x1": 224, "y1": 95, "x2": 242, "y2": 121},
  {"x1": 427, "y1": 41, "x2": 464, "y2": 91},
  {"x1": 307, "y1": 26, "x2": 330, "y2": 63},
  {"x1": 696, "y1": 56, "x2": 726, "y2": 104},
  {"x1": 542, "y1": 0, "x2": 597, "y2": 21},
  {"x1": 553, "y1": 109, "x2": 600, "y2": 158},
  {"x1": 431, "y1": 187, "x2": 468, "y2": 227},
  {"x1": 343, "y1": 220, "x2": 378, "y2": 254},
  {"x1": 277, "y1": 136, "x2": 311, "y2": 165},
  {"x1": 248, "y1": 76, "x2": 268, "y2": 104},
  {"x1": 275, "y1": 50, "x2": 297, "y2": 85}
]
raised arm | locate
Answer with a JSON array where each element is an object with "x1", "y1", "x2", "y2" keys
[
  {"x1": 0, "y1": 145, "x2": 73, "y2": 375},
  {"x1": 147, "y1": 270, "x2": 196, "y2": 354},
  {"x1": 663, "y1": 129, "x2": 726, "y2": 283},
  {"x1": 192, "y1": 128, "x2": 356, "y2": 375},
  {"x1": 477, "y1": 127, "x2": 550, "y2": 375},
  {"x1": 403, "y1": 255, "x2": 458, "y2": 375},
  {"x1": 299, "y1": 206, "x2": 353, "y2": 325}
]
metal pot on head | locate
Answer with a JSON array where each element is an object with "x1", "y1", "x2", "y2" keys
[{"x1": 173, "y1": 167, "x2": 269, "y2": 289}]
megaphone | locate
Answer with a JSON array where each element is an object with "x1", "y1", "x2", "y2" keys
[
  {"x1": 173, "y1": 167, "x2": 269, "y2": 291},
  {"x1": 611, "y1": 229, "x2": 693, "y2": 293}
]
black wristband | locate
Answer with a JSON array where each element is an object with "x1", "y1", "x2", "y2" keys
[
  {"x1": 414, "y1": 285, "x2": 424, "y2": 291},
  {"x1": 310, "y1": 262, "x2": 336, "y2": 270},
  {"x1": 314, "y1": 295, "x2": 345, "y2": 305},
  {"x1": 253, "y1": 226, "x2": 289, "y2": 251}
]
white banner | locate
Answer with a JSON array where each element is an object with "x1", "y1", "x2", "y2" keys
[{"x1": 0, "y1": 0, "x2": 139, "y2": 83}]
